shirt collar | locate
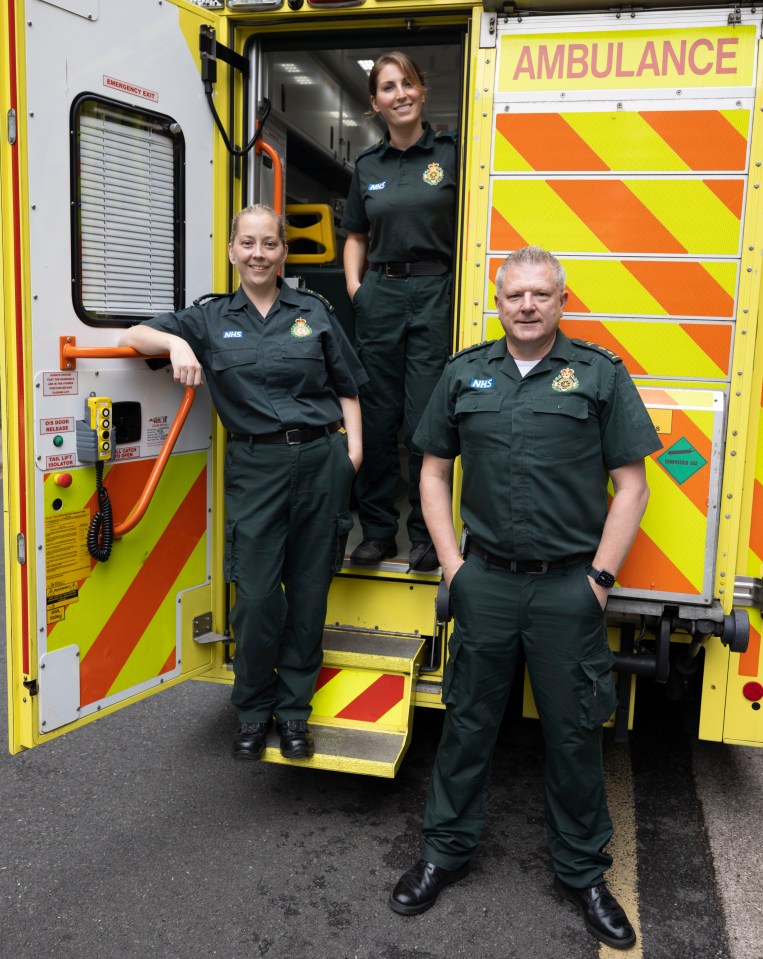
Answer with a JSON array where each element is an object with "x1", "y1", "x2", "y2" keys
[
  {"x1": 379, "y1": 121, "x2": 435, "y2": 157},
  {"x1": 485, "y1": 329, "x2": 577, "y2": 364},
  {"x1": 228, "y1": 277, "x2": 296, "y2": 312}
]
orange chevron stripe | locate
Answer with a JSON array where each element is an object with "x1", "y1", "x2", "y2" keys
[
  {"x1": 495, "y1": 113, "x2": 608, "y2": 171},
  {"x1": 703, "y1": 179, "x2": 744, "y2": 218},
  {"x1": 640, "y1": 111, "x2": 748, "y2": 171},
  {"x1": 79, "y1": 468, "x2": 207, "y2": 704},
  {"x1": 739, "y1": 623, "x2": 761, "y2": 677},
  {"x1": 618, "y1": 525, "x2": 698, "y2": 594},
  {"x1": 160, "y1": 646, "x2": 176, "y2": 675},
  {"x1": 679, "y1": 322, "x2": 733, "y2": 374},
  {"x1": 750, "y1": 479, "x2": 763, "y2": 561},
  {"x1": 490, "y1": 206, "x2": 528, "y2": 252},
  {"x1": 548, "y1": 180, "x2": 687, "y2": 253},
  {"x1": 336, "y1": 674, "x2": 404, "y2": 722},
  {"x1": 559, "y1": 319, "x2": 647, "y2": 375},
  {"x1": 623, "y1": 260, "x2": 734, "y2": 318},
  {"x1": 657, "y1": 410, "x2": 712, "y2": 516}
]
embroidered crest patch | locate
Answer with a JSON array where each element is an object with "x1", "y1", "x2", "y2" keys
[
  {"x1": 422, "y1": 163, "x2": 444, "y2": 186},
  {"x1": 551, "y1": 367, "x2": 579, "y2": 392},
  {"x1": 290, "y1": 317, "x2": 312, "y2": 338}
]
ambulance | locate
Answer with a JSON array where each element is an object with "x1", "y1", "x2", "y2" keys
[{"x1": 2, "y1": 0, "x2": 762, "y2": 775}]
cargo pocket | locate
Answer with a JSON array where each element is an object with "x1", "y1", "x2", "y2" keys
[
  {"x1": 332, "y1": 510, "x2": 354, "y2": 574},
  {"x1": 579, "y1": 648, "x2": 617, "y2": 729},
  {"x1": 223, "y1": 518, "x2": 237, "y2": 583},
  {"x1": 442, "y1": 633, "x2": 463, "y2": 706}
]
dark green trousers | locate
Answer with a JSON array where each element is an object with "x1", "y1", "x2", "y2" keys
[
  {"x1": 224, "y1": 430, "x2": 355, "y2": 723},
  {"x1": 422, "y1": 553, "x2": 617, "y2": 887},
  {"x1": 352, "y1": 270, "x2": 451, "y2": 542}
]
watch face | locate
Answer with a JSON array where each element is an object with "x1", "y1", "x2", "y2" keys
[{"x1": 594, "y1": 569, "x2": 616, "y2": 589}]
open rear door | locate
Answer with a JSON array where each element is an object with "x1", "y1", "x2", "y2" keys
[{"x1": 2, "y1": 0, "x2": 222, "y2": 752}]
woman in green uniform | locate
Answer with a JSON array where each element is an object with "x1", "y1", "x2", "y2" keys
[
  {"x1": 342, "y1": 51, "x2": 457, "y2": 572},
  {"x1": 119, "y1": 204, "x2": 366, "y2": 762}
]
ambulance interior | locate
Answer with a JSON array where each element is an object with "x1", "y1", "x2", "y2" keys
[{"x1": 248, "y1": 34, "x2": 464, "y2": 562}]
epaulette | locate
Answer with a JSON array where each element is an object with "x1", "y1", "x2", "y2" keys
[
  {"x1": 447, "y1": 340, "x2": 491, "y2": 363},
  {"x1": 192, "y1": 292, "x2": 228, "y2": 307},
  {"x1": 571, "y1": 338, "x2": 622, "y2": 363},
  {"x1": 354, "y1": 139, "x2": 385, "y2": 162},
  {"x1": 434, "y1": 130, "x2": 458, "y2": 143},
  {"x1": 303, "y1": 288, "x2": 336, "y2": 314}
]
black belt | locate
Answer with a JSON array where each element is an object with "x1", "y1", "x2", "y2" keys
[
  {"x1": 229, "y1": 422, "x2": 341, "y2": 446},
  {"x1": 371, "y1": 261, "x2": 449, "y2": 278},
  {"x1": 467, "y1": 540, "x2": 592, "y2": 575}
]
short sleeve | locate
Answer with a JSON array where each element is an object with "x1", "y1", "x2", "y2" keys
[
  {"x1": 141, "y1": 304, "x2": 210, "y2": 360},
  {"x1": 340, "y1": 164, "x2": 370, "y2": 234},
  {"x1": 322, "y1": 309, "x2": 368, "y2": 396},
  {"x1": 601, "y1": 364, "x2": 663, "y2": 469},
  {"x1": 413, "y1": 364, "x2": 461, "y2": 458}
]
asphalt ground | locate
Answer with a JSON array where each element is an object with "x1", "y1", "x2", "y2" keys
[{"x1": 2, "y1": 503, "x2": 763, "y2": 958}]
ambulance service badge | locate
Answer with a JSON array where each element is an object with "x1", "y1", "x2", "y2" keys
[
  {"x1": 422, "y1": 163, "x2": 444, "y2": 186},
  {"x1": 290, "y1": 317, "x2": 312, "y2": 338},
  {"x1": 551, "y1": 367, "x2": 579, "y2": 392}
]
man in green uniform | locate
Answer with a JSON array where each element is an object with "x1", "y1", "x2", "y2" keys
[{"x1": 388, "y1": 247, "x2": 662, "y2": 951}]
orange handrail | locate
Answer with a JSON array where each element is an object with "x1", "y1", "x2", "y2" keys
[
  {"x1": 255, "y1": 139, "x2": 283, "y2": 215},
  {"x1": 59, "y1": 336, "x2": 196, "y2": 540}
]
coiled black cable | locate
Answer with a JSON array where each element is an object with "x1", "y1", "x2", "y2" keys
[
  {"x1": 204, "y1": 90, "x2": 271, "y2": 157},
  {"x1": 87, "y1": 460, "x2": 113, "y2": 562}
]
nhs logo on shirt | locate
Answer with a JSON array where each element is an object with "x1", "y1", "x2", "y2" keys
[
  {"x1": 470, "y1": 377, "x2": 494, "y2": 389},
  {"x1": 223, "y1": 330, "x2": 243, "y2": 339},
  {"x1": 368, "y1": 181, "x2": 386, "y2": 191}
]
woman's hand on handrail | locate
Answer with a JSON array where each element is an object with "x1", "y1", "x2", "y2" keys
[{"x1": 118, "y1": 326, "x2": 202, "y2": 387}]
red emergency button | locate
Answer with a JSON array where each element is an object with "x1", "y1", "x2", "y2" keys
[
  {"x1": 52, "y1": 473, "x2": 73, "y2": 488},
  {"x1": 742, "y1": 681, "x2": 763, "y2": 702}
]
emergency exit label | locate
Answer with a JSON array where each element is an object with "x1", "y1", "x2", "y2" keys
[{"x1": 657, "y1": 437, "x2": 707, "y2": 485}]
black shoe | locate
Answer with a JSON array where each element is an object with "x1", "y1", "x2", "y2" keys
[
  {"x1": 408, "y1": 541, "x2": 439, "y2": 572},
  {"x1": 388, "y1": 859, "x2": 469, "y2": 916},
  {"x1": 232, "y1": 721, "x2": 270, "y2": 761},
  {"x1": 277, "y1": 719, "x2": 315, "y2": 759},
  {"x1": 555, "y1": 878, "x2": 636, "y2": 949},
  {"x1": 350, "y1": 537, "x2": 397, "y2": 566}
]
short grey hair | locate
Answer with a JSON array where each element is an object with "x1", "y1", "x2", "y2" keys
[{"x1": 495, "y1": 246, "x2": 566, "y2": 296}]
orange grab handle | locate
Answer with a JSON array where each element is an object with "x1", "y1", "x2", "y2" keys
[
  {"x1": 255, "y1": 139, "x2": 283, "y2": 215},
  {"x1": 59, "y1": 336, "x2": 195, "y2": 540},
  {"x1": 114, "y1": 385, "x2": 196, "y2": 538}
]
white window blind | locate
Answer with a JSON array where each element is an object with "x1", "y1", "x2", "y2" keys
[{"x1": 76, "y1": 104, "x2": 180, "y2": 318}]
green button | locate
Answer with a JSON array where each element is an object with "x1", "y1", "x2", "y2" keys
[{"x1": 53, "y1": 435, "x2": 64, "y2": 447}]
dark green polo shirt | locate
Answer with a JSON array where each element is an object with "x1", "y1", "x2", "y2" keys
[
  {"x1": 341, "y1": 122, "x2": 457, "y2": 265},
  {"x1": 413, "y1": 331, "x2": 663, "y2": 561},
  {"x1": 142, "y1": 282, "x2": 367, "y2": 435}
]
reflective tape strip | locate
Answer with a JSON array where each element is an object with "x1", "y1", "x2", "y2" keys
[
  {"x1": 311, "y1": 666, "x2": 405, "y2": 725},
  {"x1": 488, "y1": 257, "x2": 736, "y2": 321},
  {"x1": 494, "y1": 110, "x2": 749, "y2": 173},
  {"x1": 490, "y1": 178, "x2": 742, "y2": 255},
  {"x1": 739, "y1": 623, "x2": 761, "y2": 677}
]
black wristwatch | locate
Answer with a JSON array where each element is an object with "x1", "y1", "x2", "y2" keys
[{"x1": 590, "y1": 567, "x2": 616, "y2": 589}]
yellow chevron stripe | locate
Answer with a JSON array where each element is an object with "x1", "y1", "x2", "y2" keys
[
  {"x1": 642, "y1": 460, "x2": 706, "y2": 590},
  {"x1": 493, "y1": 129, "x2": 533, "y2": 172},
  {"x1": 48, "y1": 455, "x2": 205, "y2": 658},
  {"x1": 703, "y1": 260, "x2": 738, "y2": 294},
  {"x1": 564, "y1": 260, "x2": 664, "y2": 314},
  {"x1": 565, "y1": 112, "x2": 688, "y2": 172},
  {"x1": 310, "y1": 668, "x2": 377, "y2": 717},
  {"x1": 491, "y1": 180, "x2": 607, "y2": 252},
  {"x1": 722, "y1": 108, "x2": 751, "y2": 138},
  {"x1": 611, "y1": 322, "x2": 726, "y2": 379},
  {"x1": 109, "y1": 534, "x2": 207, "y2": 696},
  {"x1": 626, "y1": 180, "x2": 741, "y2": 254}
]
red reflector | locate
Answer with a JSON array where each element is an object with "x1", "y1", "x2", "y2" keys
[{"x1": 742, "y1": 681, "x2": 763, "y2": 702}]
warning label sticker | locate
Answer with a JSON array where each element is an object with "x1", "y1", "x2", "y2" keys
[
  {"x1": 657, "y1": 437, "x2": 708, "y2": 485},
  {"x1": 45, "y1": 510, "x2": 91, "y2": 622}
]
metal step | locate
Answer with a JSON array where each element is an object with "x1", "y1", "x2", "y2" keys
[{"x1": 260, "y1": 628, "x2": 426, "y2": 777}]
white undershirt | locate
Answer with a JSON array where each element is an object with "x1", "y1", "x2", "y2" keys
[{"x1": 514, "y1": 358, "x2": 542, "y2": 377}]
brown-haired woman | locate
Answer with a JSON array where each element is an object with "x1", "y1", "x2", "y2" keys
[{"x1": 342, "y1": 51, "x2": 457, "y2": 572}]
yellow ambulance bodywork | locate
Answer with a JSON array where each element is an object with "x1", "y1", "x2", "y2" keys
[{"x1": 3, "y1": 0, "x2": 763, "y2": 772}]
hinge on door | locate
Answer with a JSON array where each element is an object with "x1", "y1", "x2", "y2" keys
[
  {"x1": 193, "y1": 612, "x2": 226, "y2": 644},
  {"x1": 728, "y1": 6, "x2": 742, "y2": 25},
  {"x1": 23, "y1": 677, "x2": 39, "y2": 696}
]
